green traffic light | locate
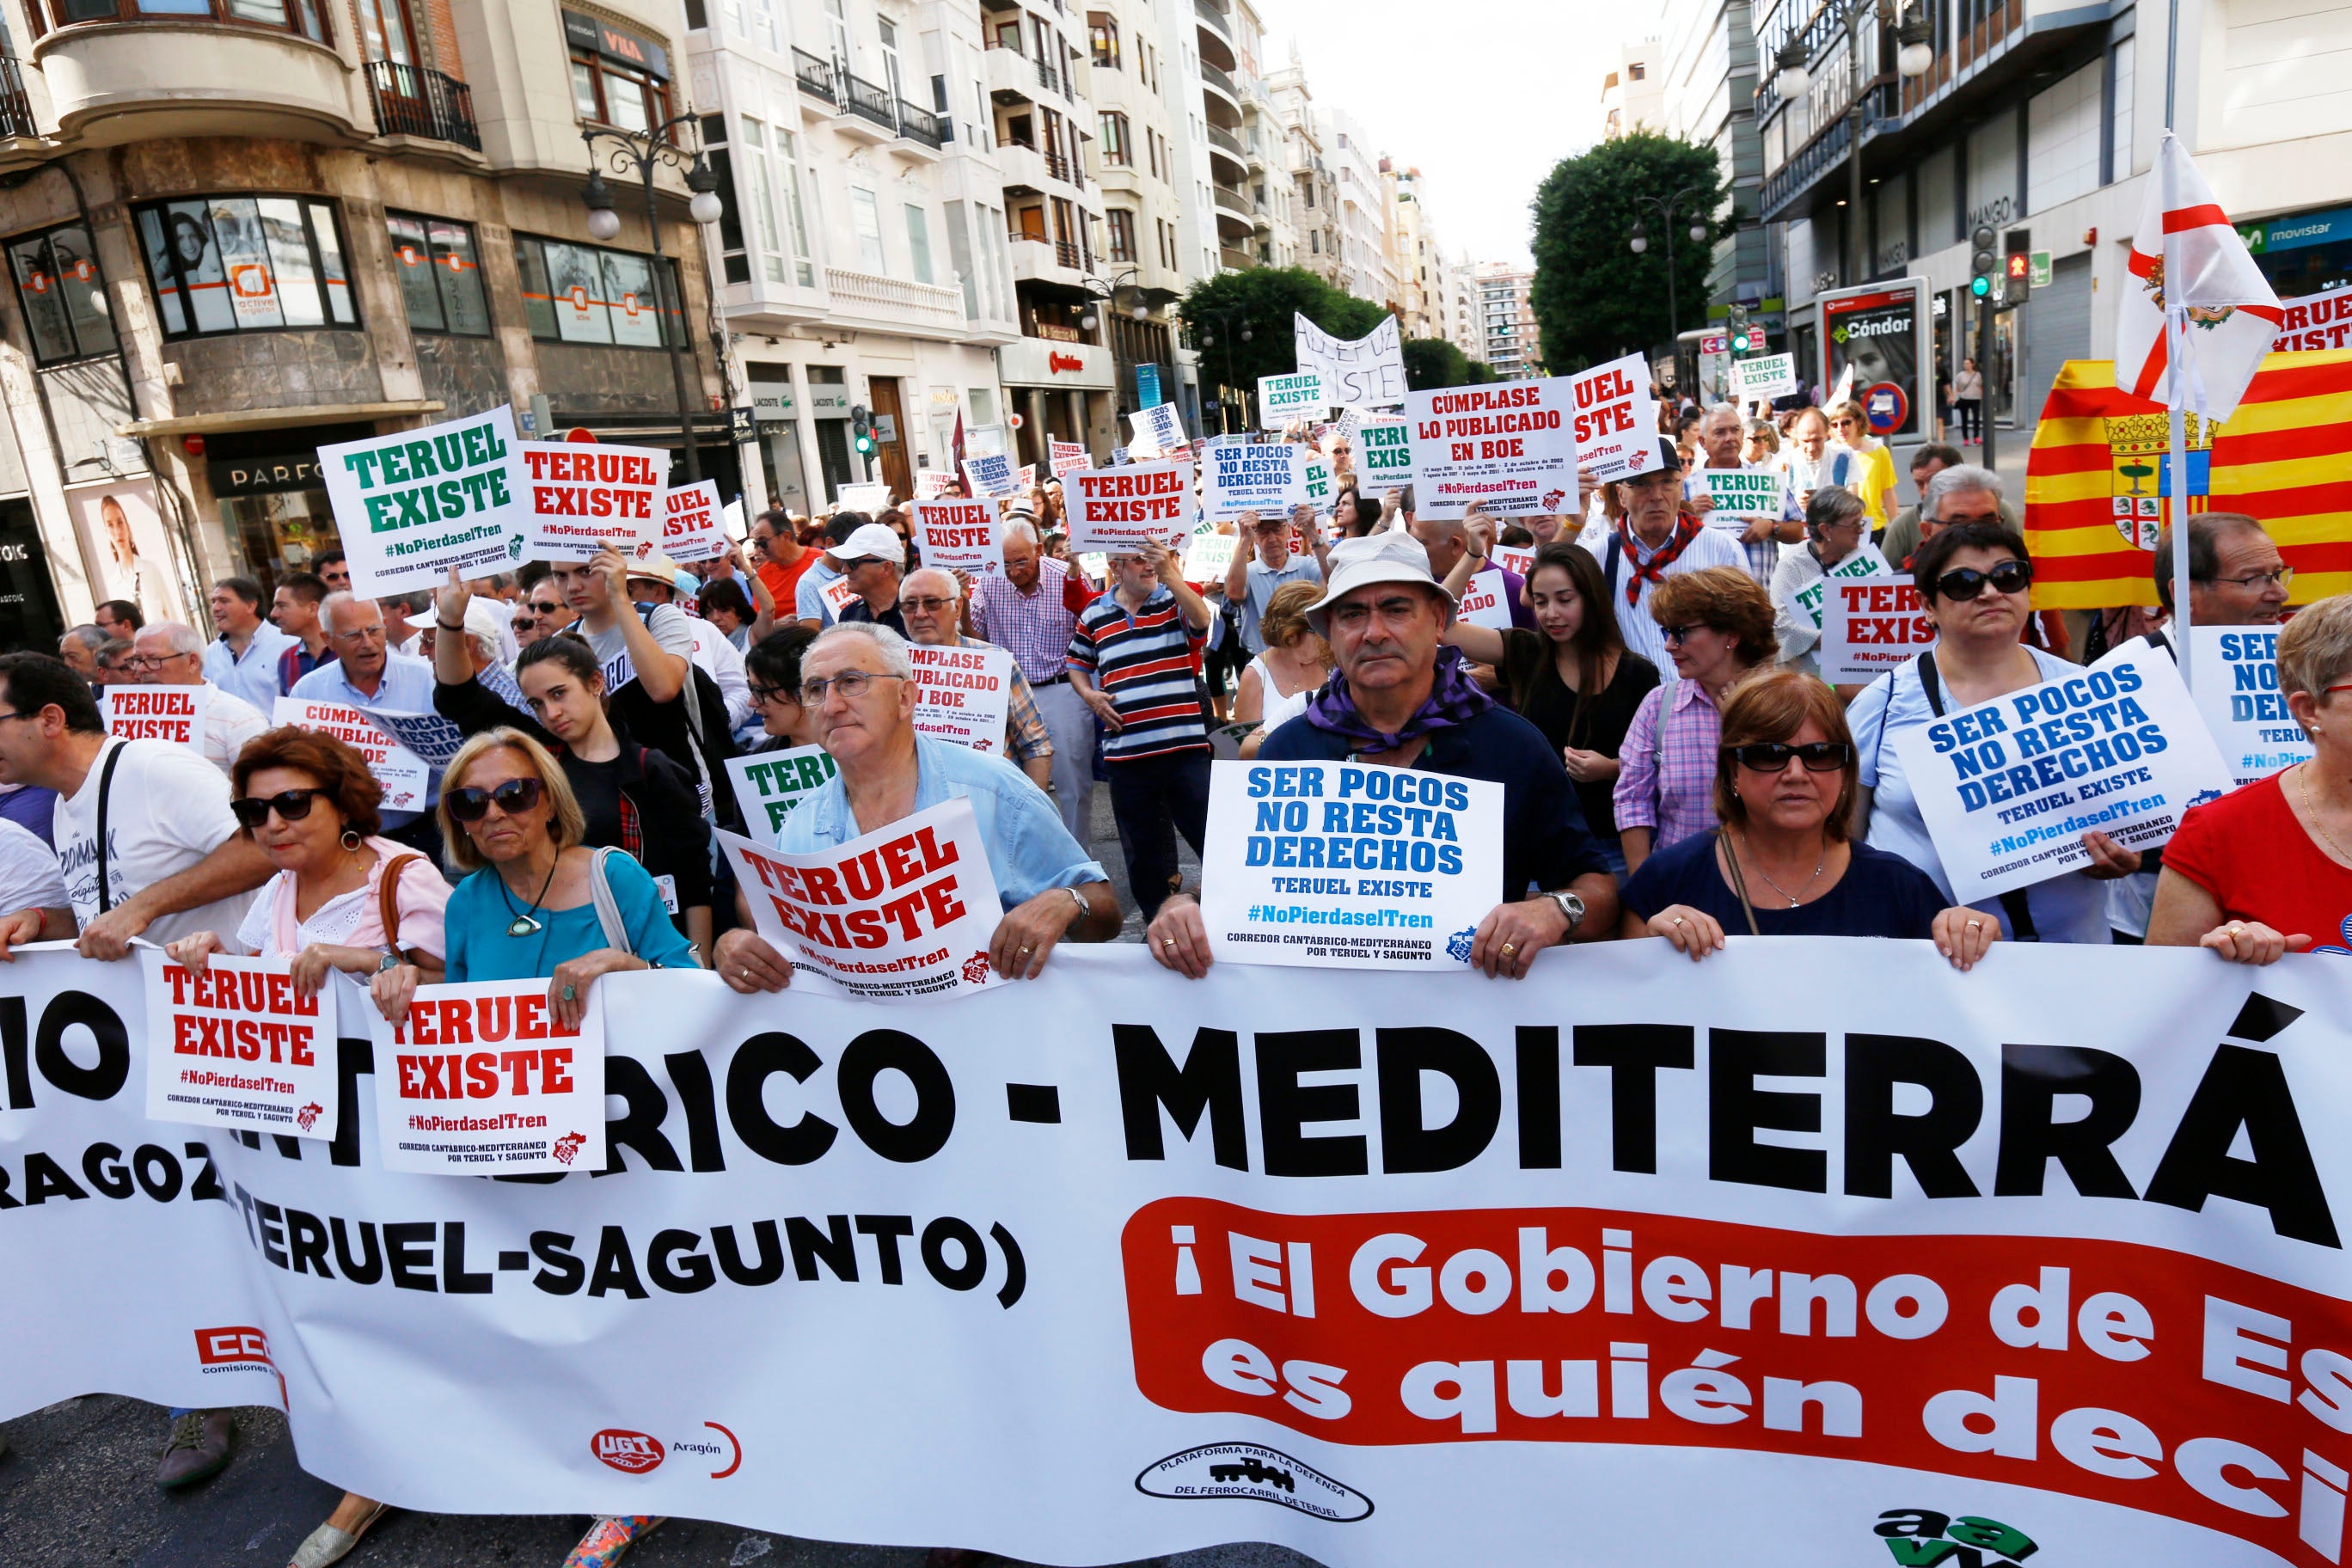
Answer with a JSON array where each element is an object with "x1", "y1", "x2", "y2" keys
[{"x1": 1970, "y1": 276, "x2": 1992, "y2": 297}]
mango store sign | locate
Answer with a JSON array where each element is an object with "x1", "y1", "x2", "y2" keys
[{"x1": 321, "y1": 407, "x2": 528, "y2": 596}]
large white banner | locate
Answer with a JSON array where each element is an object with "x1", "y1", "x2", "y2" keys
[
  {"x1": 4, "y1": 940, "x2": 2352, "y2": 1568},
  {"x1": 1893, "y1": 651, "x2": 2233, "y2": 897},
  {"x1": 1404, "y1": 381, "x2": 1579, "y2": 518},
  {"x1": 2187, "y1": 626, "x2": 2314, "y2": 786},
  {"x1": 1294, "y1": 313, "x2": 1406, "y2": 408}
]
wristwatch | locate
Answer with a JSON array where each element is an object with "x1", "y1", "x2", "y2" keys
[{"x1": 1544, "y1": 890, "x2": 1586, "y2": 936}]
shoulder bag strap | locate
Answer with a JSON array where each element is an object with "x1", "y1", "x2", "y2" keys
[
  {"x1": 1715, "y1": 832, "x2": 1764, "y2": 937},
  {"x1": 375, "y1": 853, "x2": 424, "y2": 965},
  {"x1": 93, "y1": 741, "x2": 126, "y2": 915},
  {"x1": 588, "y1": 846, "x2": 634, "y2": 956}
]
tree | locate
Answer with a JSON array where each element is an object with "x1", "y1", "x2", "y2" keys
[
  {"x1": 1177, "y1": 267, "x2": 1388, "y2": 393},
  {"x1": 1529, "y1": 133, "x2": 1728, "y2": 377},
  {"x1": 1401, "y1": 337, "x2": 1495, "y2": 390}
]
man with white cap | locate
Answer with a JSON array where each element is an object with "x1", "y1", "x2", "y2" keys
[
  {"x1": 830, "y1": 521, "x2": 910, "y2": 636},
  {"x1": 1586, "y1": 437, "x2": 1749, "y2": 672},
  {"x1": 1147, "y1": 531, "x2": 1620, "y2": 979}
]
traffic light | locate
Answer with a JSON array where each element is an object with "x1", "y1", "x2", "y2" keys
[
  {"x1": 2003, "y1": 228, "x2": 2034, "y2": 304},
  {"x1": 1969, "y1": 224, "x2": 1999, "y2": 301},
  {"x1": 850, "y1": 404, "x2": 875, "y2": 456}
]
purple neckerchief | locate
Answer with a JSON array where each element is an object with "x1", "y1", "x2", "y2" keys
[{"x1": 1305, "y1": 644, "x2": 1494, "y2": 752}]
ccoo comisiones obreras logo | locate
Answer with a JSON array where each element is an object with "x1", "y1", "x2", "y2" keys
[
  {"x1": 1874, "y1": 1507, "x2": 2039, "y2": 1566},
  {"x1": 1136, "y1": 1442, "x2": 1372, "y2": 1522}
]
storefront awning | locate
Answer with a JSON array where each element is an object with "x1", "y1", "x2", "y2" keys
[{"x1": 115, "y1": 400, "x2": 447, "y2": 440}]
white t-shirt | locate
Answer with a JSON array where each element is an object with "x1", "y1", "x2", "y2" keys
[
  {"x1": 687, "y1": 617, "x2": 752, "y2": 728},
  {"x1": 54, "y1": 738, "x2": 255, "y2": 947},
  {"x1": 199, "y1": 682, "x2": 266, "y2": 779},
  {"x1": 0, "y1": 818, "x2": 66, "y2": 916},
  {"x1": 585, "y1": 603, "x2": 697, "y2": 694}
]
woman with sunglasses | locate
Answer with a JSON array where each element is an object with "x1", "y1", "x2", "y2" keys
[
  {"x1": 1614, "y1": 566, "x2": 1776, "y2": 874},
  {"x1": 1850, "y1": 521, "x2": 2141, "y2": 944},
  {"x1": 1621, "y1": 671, "x2": 1996, "y2": 966},
  {"x1": 1829, "y1": 401, "x2": 1899, "y2": 530}
]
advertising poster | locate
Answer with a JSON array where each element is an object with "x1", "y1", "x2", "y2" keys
[
  {"x1": 2184, "y1": 625, "x2": 2314, "y2": 786},
  {"x1": 716, "y1": 797, "x2": 1003, "y2": 1000},
  {"x1": 1892, "y1": 651, "x2": 2233, "y2": 897},
  {"x1": 1564, "y1": 353, "x2": 1660, "y2": 481},
  {"x1": 367, "y1": 978, "x2": 607, "y2": 1176},
  {"x1": 908, "y1": 641, "x2": 1014, "y2": 755},
  {"x1": 141, "y1": 950, "x2": 341, "y2": 1139},
  {"x1": 320, "y1": 407, "x2": 529, "y2": 596},
  {"x1": 1066, "y1": 462, "x2": 1194, "y2": 554},
  {"x1": 1821, "y1": 281, "x2": 1925, "y2": 440},
  {"x1": 69, "y1": 479, "x2": 186, "y2": 624},
  {"x1": 726, "y1": 744, "x2": 838, "y2": 845},
  {"x1": 660, "y1": 479, "x2": 726, "y2": 564},
  {"x1": 103, "y1": 684, "x2": 207, "y2": 749},
  {"x1": 1204, "y1": 443, "x2": 1307, "y2": 523},
  {"x1": 273, "y1": 697, "x2": 432, "y2": 813},
  {"x1": 1197, "y1": 760, "x2": 1503, "y2": 967},
  {"x1": 520, "y1": 441, "x2": 665, "y2": 563},
  {"x1": 1404, "y1": 380, "x2": 1579, "y2": 518},
  {"x1": 910, "y1": 499, "x2": 1005, "y2": 579}
]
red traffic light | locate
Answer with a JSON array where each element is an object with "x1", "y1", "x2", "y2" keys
[{"x1": 2006, "y1": 254, "x2": 2030, "y2": 279}]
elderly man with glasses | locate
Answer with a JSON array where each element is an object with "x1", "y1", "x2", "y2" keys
[
  {"x1": 897, "y1": 566, "x2": 1054, "y2": 790},
  {"x1": 711, "y1": 622, "x2": 1119, "y2": 992},
  {"x1": 126, "y1": 622, "x2": 266, "y2": 778}
]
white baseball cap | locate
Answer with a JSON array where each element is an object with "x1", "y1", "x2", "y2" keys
[
  {"x1": 1302, "y1": 532, "x2": 1455, "y2": 633},
  {"x1": 834, "y1": 522, "x2": 905, "y2": 566}
]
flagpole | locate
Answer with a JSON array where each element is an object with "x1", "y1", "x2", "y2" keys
[{"x1": 2169, "y1": 308, "x2": 2194, "y2": 691}]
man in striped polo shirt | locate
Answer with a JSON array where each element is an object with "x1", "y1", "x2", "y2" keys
[{"x1": 1068, "y1": 537, "x2": 1214, "y2": 920}]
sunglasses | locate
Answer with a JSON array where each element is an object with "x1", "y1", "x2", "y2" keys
[
  {"x1": 231, "y1": 789, "x2": 323, "y2": 829},
  {"x1": 1933, "y1": 560, "x2": 2033, "y2": 601},
  {"x1": 1727, "y1": 741, "x2": 1853, "y2": 774},
  {"x1": 444, "y1": 776, "x2": 545, "y2": 823},
  {"x1": 1658, "y1": 624, "x2": 1710, "y2": 644}
]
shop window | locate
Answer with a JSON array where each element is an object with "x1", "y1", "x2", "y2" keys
[
  {"x1": 385, "y1": 211, "x2": 489, "y2": 336},
  {"x1": 30, "y1": 0, "x2": 327, "y2": 41},
  {"x1": 6, "y1": 222, "x2": 118, "y2": 364},
  {"x1": 514, "y1": 234, "x2": 682, "y2": 349},
  {"x1": 134, "y1": 196, "x2": 357, "y2": 339}
]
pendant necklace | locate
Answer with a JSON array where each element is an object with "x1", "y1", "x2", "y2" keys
[
  {"x1": 1739, "y1": 830, "x2": 1825, "y2": 907},
  {"x1": 499, "y1": 857, "x2": 560, "y2": 937}
]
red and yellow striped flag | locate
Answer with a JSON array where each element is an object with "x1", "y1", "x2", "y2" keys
[{"x1": 2023, "y1": 350, "x2": 2352, "y2": 609}]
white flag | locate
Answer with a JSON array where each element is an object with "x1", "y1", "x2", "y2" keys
[{"x1": 2115, "y1": 133, "x2": 2283, "y2": 420}]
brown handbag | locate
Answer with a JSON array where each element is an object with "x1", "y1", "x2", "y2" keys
[{"x1": 376, "y1": 853, "x2": 426, "y2": 966}]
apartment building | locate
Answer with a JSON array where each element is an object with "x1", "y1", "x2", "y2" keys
[
  {"x1": 1265, "y1": 54, "x2": 1338, "y2": 284},
  {"x1": 1386, "y1": 160, "x2": 1445, "y2": 337},
  {"x1": 1657, "y1": 0, "x2": 1767, "y2": 323},
  {"x1": 1444, "y1": 248, "x2": 1483, "y2": 363},
  {"x1": 1477, "y1": 261, "x2": 1537, "y2": 379},
  {"x1": 1083, "y1": 0, "x2": 1186, "y2": 426},
  {"x1": 1601, "y1": 40, "x2": 1665, "y2": 140},
  {"x1": 0, "y1": 0, "x2": 730, "y2": 640},
  {"x1": 1320, "y1": 104, "x2": 1388, "y2": 306}
]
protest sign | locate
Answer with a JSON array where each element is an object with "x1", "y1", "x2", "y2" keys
[
  {"x1": 965, "y1": 422, "x2": 1007, "y2": 457},
  {"x1": 836, "y1": 481, "x2": 893, "y2": 511},
  {"x1": 1016, "y1": 463, "x2": 1037, "y2": 490},
  {"x1": 2277, "y1": 280, "x2": 2352, "y2": 352},
  {"x1": 1455, "y1": 567, "x2": 1514, "y2": 631},
  {"x1": 1198, "y1": 760, "x2": 1503, "y2": 968},
  {"x1": 1050, "y1": 439, "x2": 1089, "y2": 478},
  {"x1": 1730, "y1": 352, "x2": 1800, "y2": 401},
  {"x1": 725, "y1": 744, "x2": 836, "y2": 845},
  {"x1": 367, "y1": 978, "x2": 605, "y2": 1175},
  {"x1": 142, "y1": 951, "x2": 340, "y2": 1139},
  {"x1": 961, "y1": 454, "x2": 1019, "y2": 501},
  {"x1": 13, "y1": 938, "x2": 2345, "y2": 1568},
  {"x1": 1293, "y1": 312, "x2": 1406, "y2": 407},
  {"x1": 818, "y1": 575, "x2": 860, "y2": 620},
  {"x1": 1066, "y1": 462, "x2": 1194, "y2": 554},
  {"x1": 1204, "y1": 443, "x2": 1306, "y2": 523},
  {"x1": 1258, "y1": 372, "x2": 1328, "y2": 425},
  {"x1": 319, "y1": 406, "x2": 526, "y2": 595},
  {"x1": 1564, "y1": 352, "x2": 1660, "y2": 481},
  {"x1": 1128, "y1": 401, "x2": 1185, "y2": 459},
  {"x1": 910, "y1": 499, "x2": 1004, "y2": 579},
  {"x1": 659, "y1": 479, "x2": 726, "y2": 564},
  {"x1": 1893, "y1": 651, "x2": 2233, "y2": 898},
  {"x1": 1784, "y1": 543, "x2": 1890, "y2": 643},
  {"x1": 1699, "y1": 466, "x2": 1789, "y2": 524},
  {"x1": 1404, "y1": 379, "x2": 1579, "y2": 518},
  {"x1": 2186, "y1": 625, "x2": 2314, "y2": 785},
  {"x1": 103, "y1": 684, "x2": 207, "y2": 748},
  {"x1": 273, "y1": 697, "x2": 431, "y2": 813},
  {"x1": 367, "y1": 707, "x2": 467, "y2": 771},
  {"x1": 915, "y1": 468, "x2": 959, "y2": 499},
  {"x1": 1819, "y1": 574, "x2": 1934, "y2": 685},
  {"x1": 519, "y1": 441, "x2": 665, "y2": 562},
  {"x1": 909, "y1": 641, "x2": 1014, "y2": 755},
  {"x1": 1356, "y1": 416, "x2": 1415, "y2": 494},
  {"x1": 1183, "y1": 530, "x2": 1236, "y2": 585},
  {"x1": 721, "y1": 497, "x2": 748, "y2": 540},
  {"x1": 717, "y1": 797, "x2": 1002, "y2": 1000},
  {"x1": 1302, "y1": 455, "x2": 1333, "y2": 509},
  {"x1": 1493, "y1": 544, "x2": 1537, "y2": 579}
]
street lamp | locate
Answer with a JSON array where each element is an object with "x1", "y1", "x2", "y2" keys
[
  {"x1": 1772, "y1": 2, "x2": 1932, "y2": 287},
  {"x1": 580, "y1": 120, "x2": 726, "y2": 483},
  {"x1": 1627, "y1": 182, "x2": 1713, "y2": 390}
]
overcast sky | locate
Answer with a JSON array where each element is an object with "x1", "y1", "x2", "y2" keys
[{"x1": 1248, "y1": 0, "x2": 1633, "y2": 269}]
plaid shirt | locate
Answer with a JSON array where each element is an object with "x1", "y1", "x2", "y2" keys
[
  {"x1": 943, "y1": 632, "x2": 1053, "y2": 766},
  {"x1": 1611, "y1": 677, "x2": 1722, "y2": 851},
  {"x1": 971, "y1": 557, "x2": 1095, "y2": 684}
]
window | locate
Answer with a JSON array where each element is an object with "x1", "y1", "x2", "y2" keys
[
  {"x1": 824, "y1": 0, "x2": 848, "y2": 64},
  {"x1": 514, "y1": 234, "x2": 683, "y2": 347},
  {"x1": 1106, "y1": 207, "x2": 1135, "y2": 262},
  {"x1": 878, "y1": 17, "x2": 903, "y2": 107},
  {"x1": 905, "y1": 204, "x2": 934, "y2": 285},
  {"x1": 33, "y1": 0, "x2": 328, "y2": 40},
  {"x1": 945, "y1": 199, "x2": 977, "y2": 317},
  {"x1": 135, "y1": 196, "x2": 356, "y2": 338},
  {"x1": 385, "y1": 211, "x2": 488, "y2": 335},
  {"x1": 7, "y1": 223, "x2": 117, "y2": 364},
  {"x1": 569, "y1": 48, "x2": 671, "y2": 135},
  {"x1": 701, "y1": 114, "x2": 749, "y2": 285},
  {"x1": 1628, "y1": 62, "x2": 1645, "y2": 79},
  {"x1": 1088, "y1": 12, "x2": 1117, "y2": 67},
  {"x1": 850, "y1": 187, "x2": 885, "y2": 273},
  {"x1": 740, "y1": 115, "x2": 787, "y2": 284},
  {"x1": 774, "y1": 126, "x2": 814, "y2": 285},
  {"x1": 1099, "y1": 111, "x2": 1130, "y2": 166},
  {"x1": 750, "y1": 0, "x2": 776, "y2": 50}
]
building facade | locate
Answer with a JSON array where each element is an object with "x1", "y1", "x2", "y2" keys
[
  {"x1": 1657, "y1": 0, "x2": 1768, "y2": 331},
  {"x1": 0, "y1": 0, "x2": 729, "y2": 639},
  {"x1": 1476, "y1": 260, "x2": 1537, "y2": 379},
  {"x1": 1320, "y1": 104, "x2": 1387, "y2": 306},
  {"x1": 1602, "y1": 40, "x2": 1665, "y2": 139},
  {"x1": 1082, "y1": 0, "x2": 1188, "y2": 429},
  {"x1": 1265, "y1": 54, "x2": 1338, "y2": 284}
]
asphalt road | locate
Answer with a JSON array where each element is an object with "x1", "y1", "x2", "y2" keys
[{"x1": 0, "y1": 785, "x2": 1242, "y2": 1568}]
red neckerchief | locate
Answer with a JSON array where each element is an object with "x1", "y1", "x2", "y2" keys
[{"x1": 1618, "y1": 515, "x2": 1706, "y2": 606}]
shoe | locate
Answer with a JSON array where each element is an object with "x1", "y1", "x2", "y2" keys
[
  {"x1": 156, "y1": 1411, "x2": 234, "y2": 1488},
  {"x1": 562, "y1": 1516, "x2": 665, "y2": 1567},
  {"x1": 287, "y1": 1501, "x2": 389, "y2": 1568}
]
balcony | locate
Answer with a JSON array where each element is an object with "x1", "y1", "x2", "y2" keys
[
  {"x1": 0, "y1": 58, "x2": 35, "y2": 141},
  {"x1": 983, "y1": 43, "x2": 1035, "y2": 104},
  {"x1": 1212, "y1": 183, "x2": 1250, "y2": 219},
  {"x1": 1199, "y1": 59, "x2": 1240, "y2": 115},
  {"x1": 793, "y1": 46, "x2": 835, "y2": 104},
  {"x1": 1219, "y1": 246, "x2": 1254, "y2": 273},
  {"x1": 824, "y1": 265, "x2": 968, "y2": 338},
  {"x1": 1036, "y1": 57, "x2": 1061, "y2": 97},
  {"x1": 1205, "y1": 121, "x2": 1243, "y2": 159},
  {"x1": 835, "y1": 68, "x2": 897, "y2": 140},
  {"x1": 1194, "y1": 0, "x2": 1232, "y2": 46},
  {"x1": 363, "y1": 60, "x2": 478, "y2": 150},
  {"x1": 34, "y1": 17, "x2": 362, "y2": 143},
  {"x1": 1008, "y1": 234, "x2": 1092, "y2": 287},
  {"x1": 895, "y1": 100, "x2": 944, "y2": 154},
  {"x1": 1757, "y1": 78, "x2": 1896, "y2": 222}
]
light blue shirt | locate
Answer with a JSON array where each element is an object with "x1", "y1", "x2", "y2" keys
[
  {"x1": 290, "y1": 652, "x2": 443, "y2": 826},
  {"x1": 795, "y1": 560, "x2": 843, "y2": 627},
  {"x1": 779, "y1": 733, "x2": 1107, "y2": 907},
  {"x1": 202, "y1": 623, "x2": 295, "y2": 713}
]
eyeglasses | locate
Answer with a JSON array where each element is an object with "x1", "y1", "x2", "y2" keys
[
  {"x1": 0, "y1": 709, "x2": 41, "y2": 723},
  {"x1": 899, "y1": 597, "x2": 957, "y2": 614},
  {"x1": 124, "y1": 653, "x2": 188, "y2": 671},
  {"x1": 750, "y1": 683, "x2": 796, "y2": 707},
  {"x1": 1657, "y1": 624, "x2": 1710, "y2": 644},
  {"x1": 799, "y1": 671, "x2": 906, "y2": 706},
  {"x1": 231, "y1": 789, "x2": 322, "y2": 830},
  {"x1": 1726, "y1": 740, "x2": 1853, "y2": 774},
  {"x1": 444, "y1": 777, "x2": 545, "y2": 823},
  {"x1": 1932, "y1": 560, "x2": 2034, "y2": 601},
  {"x1": 2205, "y1": 566, "x2": 2294, "y2": 591}
]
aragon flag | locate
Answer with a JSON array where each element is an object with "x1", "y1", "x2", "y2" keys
[{"x1": 2021, "y1": 349, "x2": 2352, "y2": 609}]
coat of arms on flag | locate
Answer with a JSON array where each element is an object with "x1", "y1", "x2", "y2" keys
[{"x1": 2102, "y1": 408, "x2": 2212, "y2": 551}]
